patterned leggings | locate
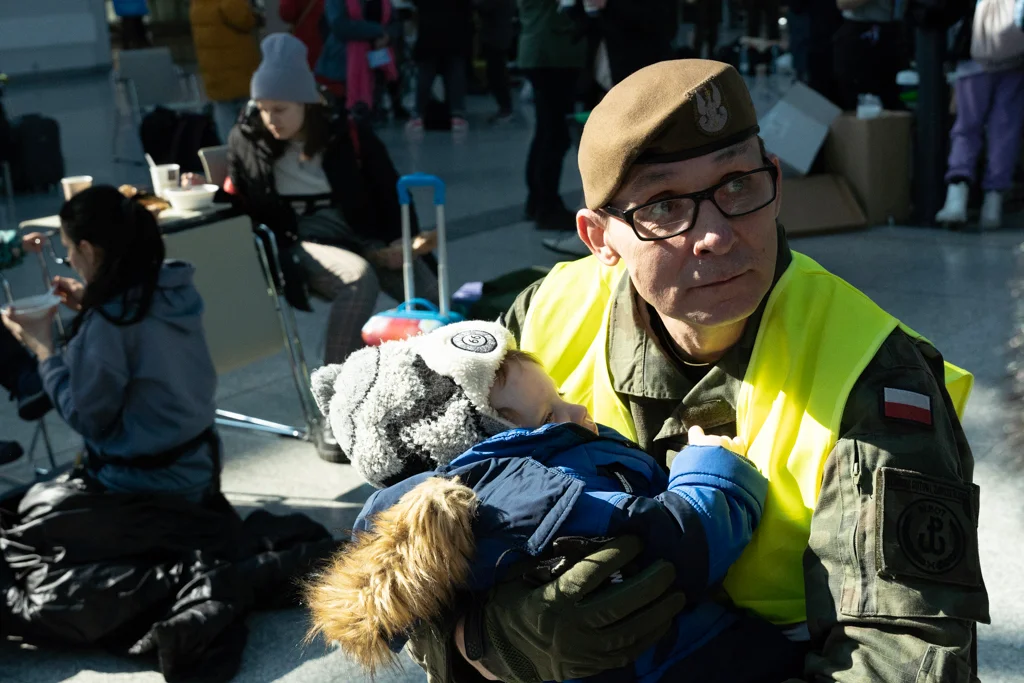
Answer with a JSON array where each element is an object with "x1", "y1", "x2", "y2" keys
[{"x1": 296, "y1": 241, "x2": 439, "y2": 364}]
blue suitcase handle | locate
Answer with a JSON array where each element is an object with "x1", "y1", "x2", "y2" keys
[
  {"x1": 396, "y1": 298, "x2": 439, "y2": 313},
  {"x1": 397, "y1": 173, "x2": 446, "y2": 206}
]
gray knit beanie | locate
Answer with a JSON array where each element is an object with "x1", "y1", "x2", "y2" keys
[
  {"x1": 251, "y1": 33, "x2": 320, "y2": 103},
  {"x1": 311, "y1": 322, "x2": 518, "y2": 489}
]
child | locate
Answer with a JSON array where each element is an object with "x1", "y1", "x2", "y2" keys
[
  {"x1": 304, "y1": 321, "x2": 805, "y2": 682},
  {"x1": 0, "y1": 230, "x2": 52, "y2": 421},
  {"x1": 1, "y1": 185, "x2": 220, "y2": 502}
]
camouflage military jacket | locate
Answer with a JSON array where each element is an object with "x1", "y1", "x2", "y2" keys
[{"x1": 410, "y1": 227, "x2": 991, "y2": 683}]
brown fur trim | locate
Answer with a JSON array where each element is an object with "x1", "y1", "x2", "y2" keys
[{"x1": 304, "y1": 477, "x2": 478, "y2": 674}]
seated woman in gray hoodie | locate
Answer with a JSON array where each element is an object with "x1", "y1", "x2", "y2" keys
[{"x1": 1, "y1": 185, "x2": 219, "y2": 502}]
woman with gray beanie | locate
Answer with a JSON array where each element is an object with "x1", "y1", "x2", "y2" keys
[{"x1": 226, "y1": 33, "x2": 438, "y2": 460}]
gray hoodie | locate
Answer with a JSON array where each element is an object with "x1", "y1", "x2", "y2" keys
[{"x1": 40, "y1": 261, "x2": 219, "y2": 500}]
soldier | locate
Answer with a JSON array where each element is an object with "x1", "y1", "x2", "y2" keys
[{"x1": 405, "y1": 60, "x2": 990, "y2": 683}]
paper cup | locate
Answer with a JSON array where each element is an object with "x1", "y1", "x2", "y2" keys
[
  {"x1": 61, "y1": 175, "x2": 93, "y2": 201},
  {"x1": 149, "y1": 164, "x2": 181, "y2": 198}
]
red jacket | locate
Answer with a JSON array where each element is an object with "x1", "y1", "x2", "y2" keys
[{"x1": 279, "y1": 0, "x2": 326, "y2": 71}]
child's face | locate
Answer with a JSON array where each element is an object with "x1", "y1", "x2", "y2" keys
[
  {"x1": 60, "y1": 228, "x2": 100, "y2": 283},
  {"x1": 489, "y1": 360, "x2": 597, "y2": 433},
  {"x1": 256, "y1": 100, "x2": 306, "y2": 141}
]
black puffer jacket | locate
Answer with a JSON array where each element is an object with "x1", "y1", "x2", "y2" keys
[{"x1": 226, "y1": 98, "x2": 417, "y2": 308}]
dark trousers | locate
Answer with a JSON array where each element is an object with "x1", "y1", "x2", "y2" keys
[
  {"x1": 416, "y1": 55, "x2": 468, "y2": 119},
  {"x1": 694, "y1": 0, "x2": 723, "y2": 58},
  {"x1": 833, "y1": 20, "x2": 907, "y2": 111},
  {"x1": 483, "y1": 47, "x2": 513, "y2": 113},
  {"x1": 0, "y1": 323, "x2": 34, "y2": 396},
  {"x1": 745, "y1": 0, "x2": 780, "y2": 40},
  {"x1": 525, "y1": 68, "x2": 579, "y2": 216}
]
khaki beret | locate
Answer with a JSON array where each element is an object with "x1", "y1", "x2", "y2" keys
[{"x1": 579, "y1": 60, "x2": 760, "y2": 209}]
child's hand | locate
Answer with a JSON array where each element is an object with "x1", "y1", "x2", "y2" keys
[
  {"x1": 687, "y1": 425, "x2": 747, "y2": 456},
  {"x1": 21, "y1": 233, "x2": 45, "y2": 253},
  {"x1": 53, "y1": 276, "x2": 85, "y2": 311}
]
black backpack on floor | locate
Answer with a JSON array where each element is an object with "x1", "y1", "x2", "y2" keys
[
  {"x1": 9, "y1": 114, "x2": 64, "y2": 194},
  {"x1": 140, "y1": 106, "x2": 219, "y2": 174}
]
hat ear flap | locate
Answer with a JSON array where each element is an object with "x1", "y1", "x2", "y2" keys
[{"x1": 311, "y1": 364, "x2": 345, "y2": 417}]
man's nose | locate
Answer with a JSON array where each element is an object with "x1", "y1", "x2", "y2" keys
[{"x1": 691, "y1": 200, "x2": 738, "y2": 257}]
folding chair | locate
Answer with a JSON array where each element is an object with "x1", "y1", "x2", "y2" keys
[
  {"x1": 198, "y1": 145, "x2": 229, "y2": 188},
  {"x1": 162, "y1": 215, "x2": 319, "y2": 439},
  {"x1": 112, "y1": 47, "x2": 205, "y2": 165}
]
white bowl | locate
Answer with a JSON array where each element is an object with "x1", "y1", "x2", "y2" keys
[
  {"x1": 2, "y1": 292, "x2": 61, "y2": 321},
  {"x1": 164, "y1": 184, "x2": 219, "y2": 212}
]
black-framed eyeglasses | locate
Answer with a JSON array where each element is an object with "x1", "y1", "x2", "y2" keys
[{"x1": 602, "y1": 161, "x2": 779, "y2": 242}]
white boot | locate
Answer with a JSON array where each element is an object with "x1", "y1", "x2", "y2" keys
[
  {"x1": 980, "y1": 190, "x2": 1003, "y2": 230},
  {"x1": 935, "y1": 182, "x2": 969, "y2": 225}
]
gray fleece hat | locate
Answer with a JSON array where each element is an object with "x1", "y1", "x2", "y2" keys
[
  {"x1": 310, "y1": 322, "x2": 518, "y2": 489},
  {"x1": 250, "y1": 33, "x2": 320, "y2": 104}
]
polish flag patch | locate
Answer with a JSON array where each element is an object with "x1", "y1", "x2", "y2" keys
[{"x1": 883, "y1": 388, "x2": 933, "y2": 425}]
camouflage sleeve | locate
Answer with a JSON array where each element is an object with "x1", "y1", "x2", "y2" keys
[{"x1": 801, "y1": 329, "x2": 990, "y2": 682}]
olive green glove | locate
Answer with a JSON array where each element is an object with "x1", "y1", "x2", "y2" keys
[{"x1": 462, "y1": 536, "x2": 687, "y2": 683}]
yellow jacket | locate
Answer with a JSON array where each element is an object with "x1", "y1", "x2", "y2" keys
[
  {"x1": 190, "y1": 0, "x2": 261, "y2": 102},
  {"x1": 519, "y1": 252, "x2": 972, "y2": 625}
]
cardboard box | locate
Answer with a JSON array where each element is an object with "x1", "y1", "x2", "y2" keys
[
  {"x1": 759, "y1": 81, "x2": 842, "y2": 176},
  {"x1": 824, "y1": 112, "x2": 913, "y2": 226},
  {"x1": 778, "y1": 174, "x2": 867, "y2": 235}
]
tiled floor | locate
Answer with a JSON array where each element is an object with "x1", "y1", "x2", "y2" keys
[{"x1": 1, "y1": 73, "x2": 1023, "y2": 681}]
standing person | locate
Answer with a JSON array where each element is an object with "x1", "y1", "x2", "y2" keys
[
  {"x1": 476, "y1": 0, "x2": 517, "y2": 123},
  {"x1": 2, "y1": 186, "x2": 220, "y2": 501},
  {"x1": 406, "y1": 0, "x2": 475, "y2": 132},
  {"x1": 401, "y1": 60, "x2": 989, "y2": 683},
  {"x1": 935, "y1": 0, "x2": 1024, "y2": 229},
  {"x1": 745, "y1": 0, "x2": 781, "y2": 39},
  {"x1": 319, "y1": 0, "x2": 407, "y2": 120},
  {"x1": 227, "y1": 34, "x2": 438, "y2": 458},
  {"x1": 190, "y1": 0, "x2": 263, "y2": 142},
  {"x1": 832, "y1": 0, "x2": 908, "y2": 110},
  {"x1": 280, "y1": 0, "x2": 347, "y2": 98},
  {"x1": 591, "y1": 0, "x2": 678, "y2": 85},
  {"x1": 112, "y1": 0, "x2": 151, "y2": 50},
  {"x1": 693, "y1": 0, "x2": 722, "y2": 59},
  {"x1": 519, "y1": 0, "x2": 586, "y2": 230}
]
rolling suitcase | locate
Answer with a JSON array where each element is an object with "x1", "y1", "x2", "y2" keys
[{"x1": 361, "y1": 173, "x2": 463, "y2": 345}]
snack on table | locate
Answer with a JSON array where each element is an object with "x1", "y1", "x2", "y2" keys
[{"x1": 118, "y1": 185, "x2": 170, "y2": 213}]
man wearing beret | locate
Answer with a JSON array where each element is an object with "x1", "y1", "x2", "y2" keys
[{"x1": 406, "y1": 60, "x2": 990, "y2": 682}]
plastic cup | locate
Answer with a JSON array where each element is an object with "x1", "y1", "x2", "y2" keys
[
  {"x1": 149, "y1": 164, "x2": 181, "y2": 198},
  {"x1": 60, "y1": 175, "x2": 93, "y2": 201}
]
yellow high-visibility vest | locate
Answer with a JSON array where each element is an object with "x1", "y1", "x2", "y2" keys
[{"x1": 519, "y1": 252, "x2": 972, "y2": 625}]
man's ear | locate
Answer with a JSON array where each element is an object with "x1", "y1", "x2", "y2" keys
[
  {"x1": 577, "y1": 209, "x2": 621, "y2": 266},
  {"x1": 769, "y1": 154, "x2": 783, "y2": 219}
]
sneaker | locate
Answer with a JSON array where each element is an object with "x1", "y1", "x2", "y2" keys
[
  {"x1": 980, "y1": 190, "x2": 1003, "y2": 230},
  {"x1": 543, "y1": 232, "x2": 591, "y2": 258},
  {"x1": 0, "y1": 441, "x2": 24, "y2": 466},
  {"x1": 312, "y1": 420, "x2": 348, "y2": 464},
  {"x1": 405, "y1": 117, "x2": 424, "y2": 132},
  {"x1": 17, "y1": 369, "x2": 51, "y2": 421},
  {"x1": 935, "y1": 181, "x2": 969, "y2": 226},
  {"x1": 451, "y1": 117, "x2": 469, "y2": 132}
]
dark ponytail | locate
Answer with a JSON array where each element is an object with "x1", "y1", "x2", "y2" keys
[{"x1": 59, "y1": 185, "x2": 165, "y2": 335}]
